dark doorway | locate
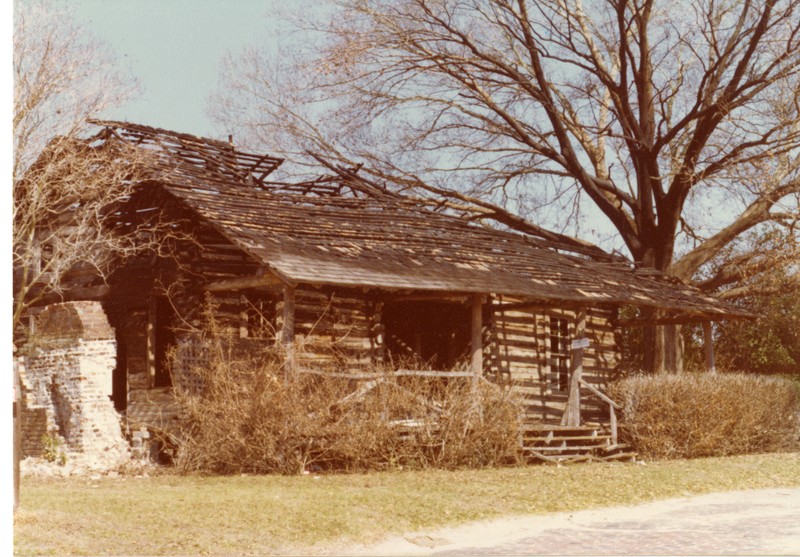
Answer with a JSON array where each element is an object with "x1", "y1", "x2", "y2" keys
[
  {"x1": 153, "y1": 297, "x2": 176, "y2": 388},
  {"x1": 111, "y1": 326, "x2": 128, "y2": 412},
  {"x1": 104, "y1": 301, "x2": 129, "y2": 412},
  {"x1": 382, "y1": 300, "x2": 470, "y2": 370}
]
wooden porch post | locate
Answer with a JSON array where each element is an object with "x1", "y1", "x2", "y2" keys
[
  {"x1": 563, "y1": 309, "x2": 587, "y2": 427},
  {"x1": 239, "y1": 294, "x2": 248, "y2": 339},
  {"x1": 280, "y1": 285, "x2": 296, "y2": 380},
  {"x1": 470, "y1": 294, "x2": 483, "y2": 378},
  {"x1": 703, "y1": 321, "x2": 716, "y2": 374}
]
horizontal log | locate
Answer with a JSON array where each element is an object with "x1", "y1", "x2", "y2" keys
[
  {"x1": 205, "y1": 273, "x2": 284, "y2": 292},
  {"x1": 32, "y1": 284, "x2": 111, "y2": 306},
  {"x1": 295, "y1": 325, "x2": 373, "y2": 339},
  {"x1": 493, "y1": 302, "x2": 583, "y2": 313},
  {"x1": 293, "y1": 304, "x2": 371, "y2": 319},
  {"x1": 492, "y1": 336, "x2": 540, "y2": 349},
  {"x1": 616, "y1": 314, "x2": 727, "y2": 326},
  {"x1": 387, "y1": 293, "x2": 469, "y2": 302}
]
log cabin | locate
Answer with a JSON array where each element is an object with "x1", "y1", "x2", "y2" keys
[{"x1": 21, "y1": 120, "x2": 754, "y2": 462}]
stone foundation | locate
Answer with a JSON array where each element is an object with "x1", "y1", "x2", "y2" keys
[{"x1": 19, "y1": 301, "x2": 129, "y2": 469}]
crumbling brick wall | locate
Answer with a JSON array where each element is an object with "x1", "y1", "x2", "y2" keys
[
  {"x1": 19, "y1": 301, "x2": 129, "y2": 467},
  {"x1": 17, "y1": 358, "x2": 50, "y2": 457}
]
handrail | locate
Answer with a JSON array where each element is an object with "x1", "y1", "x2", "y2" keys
[
  {"x1": 578, "y1": 378, "x2": 620, "y2": 409},
  {"x1": 578, "y1": 378, "x2": 619, "y2": 445},
  {"x1": 297, "y1": 368, "x2": 477, "y2": 380}
]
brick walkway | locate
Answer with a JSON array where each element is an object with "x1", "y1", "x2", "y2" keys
[{"x1": 352, "y1": 488, "x2": 800, "y2": 556}]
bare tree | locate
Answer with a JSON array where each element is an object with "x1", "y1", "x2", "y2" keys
[
  {"x1": 212, "y1": 0, "x2": 800, "y2": 371},
  {"x1": 13, "y1": 1, "x2": 159, "y2": 337},
  {"x1": 13, "y1": 0, "x2": 137, "y2": 175}
]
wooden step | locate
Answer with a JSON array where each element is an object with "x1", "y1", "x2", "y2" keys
[
  {"x1": 519, "y1": 424, "x2": 600, "y2": 434},
  {"x1": 523, "y1": 431, "x2": 605, "y2": 439},
  {"x1": 522, "y1": 446, "x2": 599, "y2": 454},
  {"x1": 523, "y1": 442, "x2": 613, "y2": 451},
  {"x1": 597, "y1": 443, "x2": 637, "y2": 462},
  {"x1": 526, "y1": 451, "x2": 636, "y2": 464},
  {"x1": 519, "y1": 423, "x2": 636, "y2": 463},
  {"x1": 525, "y1": 441, "x2": 612, "y2": 452},
  {"x1": 523, "y1": 434, "x2": 611, "y2": 443}
]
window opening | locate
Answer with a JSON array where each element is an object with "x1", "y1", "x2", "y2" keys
[
  {"x1": 241, "y1": 293, "x2": 278, "y2": 339},
  {"x1": 549, "y1": 316, "x2": 570, "y2": 392}
]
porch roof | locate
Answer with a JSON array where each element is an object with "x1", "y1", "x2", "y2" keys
[{"x1": 95, "y1": 120, "x2": 753, "y2": 322}]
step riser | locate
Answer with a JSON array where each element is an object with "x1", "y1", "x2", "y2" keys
[{"x1": 520, "y1": 422, "x2": 635, "y2": 463}]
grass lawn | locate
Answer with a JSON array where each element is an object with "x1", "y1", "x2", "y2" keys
[{"x1": 14, "y1": 452, "x2": 800, "y2": 556}]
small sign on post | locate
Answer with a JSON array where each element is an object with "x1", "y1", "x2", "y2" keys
[{"x1": 571, "y1": 337, "x2": 590, "y2": 350}]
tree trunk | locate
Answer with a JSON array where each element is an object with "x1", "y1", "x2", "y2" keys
[
  {"x1": 14, "y1": 358, "x2": 21, "y2": 511},
  {"x1": 640, "y1": 236, "x2": 684, "y2": 373},
  {"x1": 643, "y1": 324, "x2": 663, "y2": 373},
  {"x1": 642, "y1": 320, "x2": 686, "y2": 374},
  {"x1": 641, "y1": 303, "x2": 664, "y2": 373},
  {"x1": 663, "y1": 324, "x2": 684, "y2": 373}
]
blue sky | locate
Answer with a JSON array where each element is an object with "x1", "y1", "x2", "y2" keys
[{"x1": 72, "y1": 0, "x2": 293, "y2": 138}]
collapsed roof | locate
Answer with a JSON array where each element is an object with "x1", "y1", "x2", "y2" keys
[{"x1": 92, "y1": 120, "x2": 753, "y2": 322}]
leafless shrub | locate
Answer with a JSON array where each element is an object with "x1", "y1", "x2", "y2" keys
[
  {"x1": 171, "y1": 321, "x2": 521, "y2": 474},
  {"x1": 321, "y1": 376, "x2": 523, "y2": 471},
  {"x1": 609, "y1": 373, "x2": 800, "y2": 460}
]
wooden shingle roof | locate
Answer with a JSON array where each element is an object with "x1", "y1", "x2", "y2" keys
[{"x1": 97, "y1": 121, "x2": 752, "y2": 321}]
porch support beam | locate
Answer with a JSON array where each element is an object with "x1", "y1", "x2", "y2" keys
[
  {"x1": 494, "y1": 300, "x2": 590, "y2": 313},
  {"x1": 470, "y1": 294, "x2": 484, "y2": 376},
  {"x1": 616, "y1": 313, "x2": 735, "y2": 326},
  {"x1": 279, "y1": 284, "x2": 296, "y2": 380},
  {"x1": 238, "y1": 294, "x2": 248, "y2": 339},
  {"x1": 563, "y1": 308, "x2": 587, "y2": 427},
  {"x1": 385, "y1": 292, "x2": 469, "y2": 303},
  {"x1": 703, "y1": 321, "x2": 716, "y2": 374}
]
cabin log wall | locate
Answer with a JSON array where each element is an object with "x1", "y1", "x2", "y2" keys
[
  {"x1": 487, "y1": 298, "x2": 621, "y2": 424},
  {"x1": 110, "y1": 275, "x2": 623, "y2": 431},
  {"x1": 292, "y1": 288, "x2": 384, "y2": 372}
]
